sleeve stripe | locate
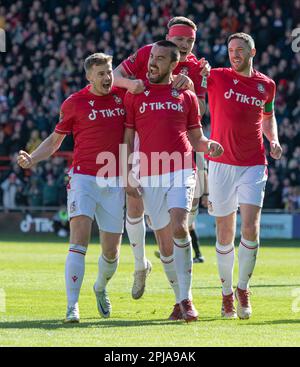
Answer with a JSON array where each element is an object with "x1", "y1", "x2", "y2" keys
[
  {"x1": 124, "y1": 123, "x2": 135, "y2": 129},
  {"x1": 55, "y1": 128, "x2": 71, "y2": 134},
  {"x1": 188, "y1": 124, "x2": 202, "y2": 130},
  {"x1": 122, "y1": 62, "x2": 134, "y2": 76}
]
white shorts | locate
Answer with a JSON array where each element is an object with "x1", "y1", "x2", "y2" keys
[
  {"x1": 141, "y1": 169, "x2": 196, "y2": 231},
  {"x1": 194, "y1": 152, "x2": 206, "y2": 199},
  {"x1": 208, "y1": 162, "x2": 268, "y2": 217},
  {"x1": 67, "y1": 172, "x2": 125, "y2": 233}
]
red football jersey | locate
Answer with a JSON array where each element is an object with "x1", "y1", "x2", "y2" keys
[
  {"x1": 122, "y1": 44, "x2": 206, "y2": 99},
  {"x1": 206, "y1": 68, "x2": 276, "y2": 166},
  {"x1": 55, "y1": 85, "x2": 126, "y2": 177},
  {"x1": 124, "y1": 81, "x2": 202, "y2": 176}
]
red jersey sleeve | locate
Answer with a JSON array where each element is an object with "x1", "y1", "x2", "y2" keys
[
  {"x1": 124, "y1": 92, "x2": 136, "y2": 129},
  {"x1": 121, "y1": 45, "x2": 151, "y2": 77},
  {"x1": 263, "y1": 79, "x2": 276, "y2": 115},
  {"x1": 186, "y1": 91, "x2": 202, "y2": 130},
  {"x1": 55, "y1": 96, "x2": 75, "y2": 135}
]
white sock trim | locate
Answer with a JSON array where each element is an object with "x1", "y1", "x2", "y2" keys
[
  {"x1": 126, "y1": 215, "x2": 144, "y2": 225},
  {"x1": 240, "y1": 237, "x2": 259, "y2": 249},
  {"x1": 216, "y1": 242, "x2": 234, "y2": 255},
  {"x1": 173, "y1": 236, "x2": 192, "y2": 248}
]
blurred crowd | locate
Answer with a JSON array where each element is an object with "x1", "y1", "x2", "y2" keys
[{"x1": 0, "y1": 0, "x2": 299, "y2": 210}]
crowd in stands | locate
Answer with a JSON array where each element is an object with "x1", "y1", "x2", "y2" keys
[{"x1": 0, "y1": 0, "x2": 299, "y2": 210}]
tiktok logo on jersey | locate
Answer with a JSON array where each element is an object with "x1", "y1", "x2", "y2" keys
[
  {"x1": 139, "y1": 102, "x2": 184, "y2": 114},
  {"x1": 88, "y1": 108, "x2": 125, "y2": 120},
  {"x1": 224, "y1": 89, "x2": 264, "y2": 107}
]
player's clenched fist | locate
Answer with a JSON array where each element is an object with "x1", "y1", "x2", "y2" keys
[
  {"x1": 207, "y1": 140, "x2": 224, "y2": 158},
  {"x1": 17, "y1": 150, "x2": 34, "y2": 169},
  {"x1": 127, "y1": 79, "x2": 145, "y2": 94},
  {"x1": 270, "y1": 140, "x2": 282, "y2": 160}
]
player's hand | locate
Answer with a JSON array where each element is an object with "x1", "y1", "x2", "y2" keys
[
  {"x1": 17, "y1": 150, "x2": 34, "y2": 169},
  {"x1": 207, "y1": 140, "x2": 224, "y2": 158},
  {"x1": 127, "y1": 79, "x2": 145, "y2": 94},
  {"x1": 199, "y1": 57, "x2": 211, "y2": 76},
  {"x1": 172, "y1": 74, "x2": 194, "y2": 90},
  {"x1": 270, "y1": 140, "x2": 282, "y2": 160}
]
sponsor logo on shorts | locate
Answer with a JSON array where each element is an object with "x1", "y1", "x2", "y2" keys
[
  {"x1": 208, "y1": 200, "x2": 213, "y2": 213},
  {"x1": 72, "y1": 275, "x2": 78, "y2": 283},
  {"x1": 70, "y1": 201, "x2": 76, "y2": 213}
]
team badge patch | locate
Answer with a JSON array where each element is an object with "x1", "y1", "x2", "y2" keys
[
  {"x1": 171, "y1": 88, "x2": 180, "y2": 98},
  {"x1": 70, "y1": 201, "x2": 76, "y2": 213},
  {"x1": 113, "y1": 94, "x2": 122, "y2": 104},
  {"x1": 257, "y1": 83, "x2": 265, "y2": 93},
  {"x1": 180, "y1": 66, "x2": 189, "y2": 75}
]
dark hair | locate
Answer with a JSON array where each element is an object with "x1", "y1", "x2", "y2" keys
[
  {"x1": 154, "y1": 40, "x2": 180, "y2": 62},
  {"x1": 228, "y1": 33, "x2": 255, "y2": 49},
  {"x1": 167, "y1": 16, "x2": 197, "y2": 31},
  {"x1": 83, "y1": 53, "x2": 112, "y2": 72}
]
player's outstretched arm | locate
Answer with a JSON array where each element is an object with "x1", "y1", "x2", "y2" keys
[
  {"x1": 17, "y1": 132, "x2": 66, "y2": 169},
  {"x1": 188, "y1": 128, "x2": 224, "y2": 158},
  {"x1": 113, "y1": 64, "x2": 145, "y2": 94},
  {"x1": 262, "y1": 113, "x2": 282, "y2": 160}
]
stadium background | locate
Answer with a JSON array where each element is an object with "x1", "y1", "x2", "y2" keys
[{"x1": 0, "y1": 0, "x2": 299, "y2": 236}]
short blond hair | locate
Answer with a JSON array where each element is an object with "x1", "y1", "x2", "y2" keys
[{"x1": 83, "y1": 53, "x2": 112, "y2": 72}]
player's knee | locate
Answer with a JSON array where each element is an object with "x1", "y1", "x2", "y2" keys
[
  {"x1": 173, "y1": 223, "x2": 189, "y2": 239},
  {"x1": 103, "y1": 247, "x2": 119, "y2": 260},
  {"x1": 127, "y1": 198, "x2": 144, "y2": 218},
  {"x1": 217, "y1": 227, "x2": 235, "y2": 245},
  {"x1": 70, "y1": 216, "x2": 91, "y2": 246}
]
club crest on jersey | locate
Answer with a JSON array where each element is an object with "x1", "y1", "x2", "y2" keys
[
  {"x1": 171, "y1": 89, "x2": 180, "y2": 98},
  {"x1": 257, "y1": 83, "x2": 265, "y2": 93},
  {"x1": 144, "y1": 90, "x2": 150, "y2": 96},
  {"x1": 180, "y1": 66, "x2": 189, "y2": 75},
  {"x1": 88, "y1": 100, "x2": 95, "y2": 107},
  {"x1": 233, "y1": 79, "x2": 239, "y2": 85},
  {"x1": 113, "y1": 94, "x2": 122, "y2": 104}
]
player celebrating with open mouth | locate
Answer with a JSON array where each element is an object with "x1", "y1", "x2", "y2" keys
[
  {"x1": 114, "y1": 16, "x2": 209, "y2": 300},
  {"x1": 17, "y1": 53, "x2": 126, "y2": 323},
  {"x1": 205, "y1": 33, "x2": 282, "y2": 319},
  {"x1": 123, "y1": 40, "x2": 223, "y2": 321}
]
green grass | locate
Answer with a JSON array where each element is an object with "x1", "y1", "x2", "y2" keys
[{"x1": 0, "y1": 236, "x2": 299, "y2": 347}]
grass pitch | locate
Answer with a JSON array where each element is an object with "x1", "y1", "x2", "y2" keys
[{"x1": 0, "y1": 235, "x2": 299, "y2": 347}]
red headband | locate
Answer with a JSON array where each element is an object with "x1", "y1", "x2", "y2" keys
[{"x1": 168, "y1": 25, "x2": 196, "y2": 38}]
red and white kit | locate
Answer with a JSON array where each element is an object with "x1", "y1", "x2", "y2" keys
[
  {"x1": 206, "y1": 68, "x2": 275, "y2": 216},
  {"x1": 55, "y1": 85, "x2": 126, "y2": 232},
  {"x1": 125, "y1": 81, "x2": 201, "y2": 230}
]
